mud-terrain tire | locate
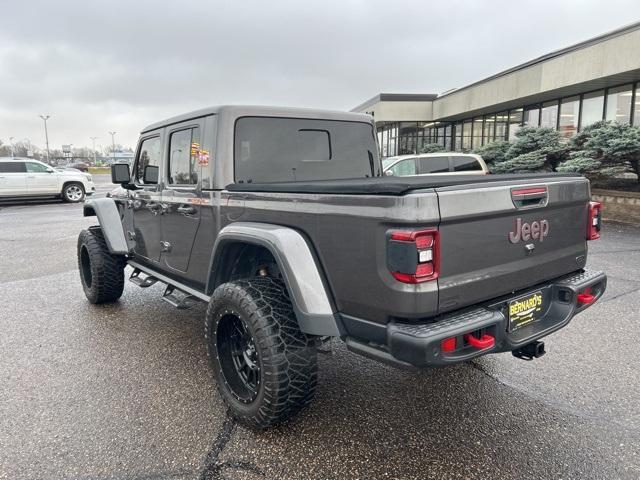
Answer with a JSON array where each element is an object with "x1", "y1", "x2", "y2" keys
[
  {"x1": 62, "y1": 182, "x2": 85, "y2": 203},
  {"x1": 205, "y1": 277, "x2": 318, "y2": 429},
  {"x1": 77, "y1": 226, "x2": 126, "y2": 303}
]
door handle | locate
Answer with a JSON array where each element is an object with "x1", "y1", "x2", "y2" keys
[
  {"x1": 27, "y1": 176, "x2": 35, "y2": 179},
  {"x1": 147, "y1": 202, "x2": 167, "y2": 215},
  {"x1": 177, "y1": 205, "x2": 197, "y2": 215}
]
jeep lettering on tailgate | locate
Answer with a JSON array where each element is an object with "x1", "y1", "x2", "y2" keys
[{"x1": 508, "y1": 217, "x2": 549, "y2": 243}]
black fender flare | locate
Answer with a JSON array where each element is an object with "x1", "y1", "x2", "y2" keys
[
  {"x1": 83, "y1": 198, "x2": 129, "y2": 255},
  {"x1": 207, "y1": 222, "x2": 343, "y2": 337}
]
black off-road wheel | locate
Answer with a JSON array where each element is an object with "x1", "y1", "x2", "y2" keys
[
  {"x1": 77, "y1": 226, "x2": 126, "y2": 303},
  {"x1": 205, "y1": 277, "x2": 318, "y2": 429}
]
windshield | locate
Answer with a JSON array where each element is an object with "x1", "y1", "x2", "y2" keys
[
  {"x1": 382, "y1": 157, "x2": 400, "y2": 170},
  {"x1": 234, "y1": 117, "x2": 380, "y2": 183}
]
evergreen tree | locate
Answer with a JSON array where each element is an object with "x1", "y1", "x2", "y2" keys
[
  {"x1": 419, "y1": 143, "x2": 447, "y2": 154},
  {"x1": 558, "y1": 121, "x2": 640, "y2": 183},
  {"x1": 502, "y1": 126, "x2": 568, "y2": 172},
  {"x1": 473, "y1": 141, "x2": 510, "y2": 168}
]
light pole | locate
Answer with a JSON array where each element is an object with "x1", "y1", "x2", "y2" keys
[
  {"x1": 39, "y1": 115, "x2": 51, "y2": 164},
  {"x1": 90, "y1": 136, "x2": 98, "y2": 165},
  {"x1": 9, "y1": 137, "x2": 14, "y2": 157},
  {"x1": 108, "y1": 131, "x2": 116, "y2": 164}
]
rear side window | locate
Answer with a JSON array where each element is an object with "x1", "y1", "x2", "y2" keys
[
  {"x1": 135, "y1": 136, "x2": 162, "y2": 184},
  {"x1": 389, "y1": 158, "x2": 417, "y2": 176},
  {"x1": 168, "y1": 127, "x2": 200, "y2": 185},
  {"x1": 234, "y1": 117, "x2": 379, "y2": 183},
  {"x1": 26, "y1": 162, "x2": 49, "y2": 173},
  {"x1": 0, "y1": 162, "x2": 26, "y2": 173},
  {"x1": 419, "y1": 156, "x2": 450, "y2": 174},
  {"x1": 452, "y1": 156, "x2": 483, "y2": 172}
]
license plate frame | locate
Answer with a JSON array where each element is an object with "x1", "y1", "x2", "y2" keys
[{"x1": 508, "y1": 290, "x2": 545, "y2": 332}]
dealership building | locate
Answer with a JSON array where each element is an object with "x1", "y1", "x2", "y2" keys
[{"x1": 352, "y1": 22, "x2": 640, "y2": 157}]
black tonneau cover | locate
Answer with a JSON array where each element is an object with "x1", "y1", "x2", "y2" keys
[{"x1": 226, "y1": 173, "x2": 583, "y2": 196}]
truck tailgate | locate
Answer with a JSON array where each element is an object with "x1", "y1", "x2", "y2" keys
[{"x1": 435, "y1": 177, "x2": 591, "y2": 314}]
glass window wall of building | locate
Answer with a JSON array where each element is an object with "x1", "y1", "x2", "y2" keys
[
  {"x1": 483, "y1": 115, "x2": 495, "y2": 145},
  {"x1": 454, "y1": 122, "x2": 463, "y2": 151},
  {"x1": 472, "y1": 117, "x2": 483, "y2": 148},
  {"x1": 462, "y1": 121, "x2": 472, "y2": 150},
  {"x1": 524, "y1": 106, "x2": 540, "y2": 127},
  {"x1": 374, "y1": 81, "x2": 640, "y2": 156},
  {"x1": 540, "y1": 100, "x2": 559, "y2": 129},
  {"x1": 508, "y1": 108, "x2": 523, "y2": 140},
  {"x1": 635, "y1": 85, "x2": 640, "y2": 126},
  {"x1": 606, "y1": 84, "x2": 633, "y2": 124},
  {"x1": 495, "y1": 111, "x2": 508, "y2": 141},
  {"x1": 559, "y1": 96, "x2": 580, "y2": 138},
  {"x1": 581, "y1": 90, "x2": 605, "y2": 128}
]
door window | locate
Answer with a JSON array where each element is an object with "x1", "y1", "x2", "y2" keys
[
  {"x1": 389, "y1": 158, "x2": 416, "y2": 176},
  {"x1": 452, "y1": 156, "x2": 483, "y2": 172},
  {"x1": 26, "y1": 162, "x2": 50, "y2": 173},
  {"x1": 168, "y1": 127, "x2": 200, "y2": 185},
  {"x1": 419, "y1": 156, "x2": 450, "y2": 174},
  {"x1": 0, "y1": 162, "x2": 26, "y2": 173},
  {"x1": 135, "y1": 136, "x2": 162, "y2": 184}
]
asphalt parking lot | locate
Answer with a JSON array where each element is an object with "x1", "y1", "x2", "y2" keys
[{"x1": 1, "y1": 176, "x2": 639, "y2": 479}]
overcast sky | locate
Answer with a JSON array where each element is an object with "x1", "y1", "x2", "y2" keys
[{"x1": 2, "y1": 0, "x2": 640, "y2": 150}]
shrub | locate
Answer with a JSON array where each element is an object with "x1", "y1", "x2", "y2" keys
[
  {"x1": 558, "y1": 121, "x2": 640, "y2": 183},
  {"x1": 506, "y1": 127, "x2": 568, "y2": 171},
  {"x1": 419, "y1": 143, "x2": 447, "y2": 154},
  {"x1": 491, "y1": 151, "x2": 550, "y2": 173},
  {"x1": 473, "y1": 141, "x2": 510, "y2": 167}
]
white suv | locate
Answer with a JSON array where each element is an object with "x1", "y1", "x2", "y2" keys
[
  {"x1": 0, "y1": 157, "x2": 96, "y2": 203},
  {"x1": 383, "y1": 153, "x2": 489, "y2": 177}
]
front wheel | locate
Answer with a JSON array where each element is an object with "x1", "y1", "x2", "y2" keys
[
  {"x1": 62, "y1": 182, "x2": 85, "y2": 203},
  {"x1": 77, "y1": 227, "x2": 126, "y2": 303},
  {"x1": 205, "y1": 277, "x2": 318, "y2": 429}
]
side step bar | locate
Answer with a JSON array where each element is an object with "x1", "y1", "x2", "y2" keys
[
  {"x1": 128, "y1": 263, "x2": 208, "y2": 310},
  {"x1": 129, "y1": 269, "x2": 158, "y2": 288},
  {"x1": 162, "y1": 285, "x2": 197, "y2": 310}
]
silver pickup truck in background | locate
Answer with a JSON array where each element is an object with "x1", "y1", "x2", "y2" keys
[{"x1": 76, "y1": 106, "x2": 606, "y2": 428}]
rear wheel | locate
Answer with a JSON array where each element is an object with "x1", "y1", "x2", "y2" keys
[
  {"x1": 77, "y1": 227, "x2": 126, "y2": 303},
  {"x1": 205, "y1": 277, "x2": 318, "y2": 429},
  {"x1": 62, "y1": 182, "x2": 85, "y2": 203}
]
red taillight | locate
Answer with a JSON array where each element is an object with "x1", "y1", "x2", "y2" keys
[
  {"x1": 415, "y1": 263, "x2": 434, "y2": 277},
  {"x1": 388, "y1": 229, "x2": 439, "y2": 284},
  {"x1": 587, "y1": 201, "x2": 602, "y2": 240},
  {"x1": 441, "y1": 337, "x2": 457, "y2": 353}
]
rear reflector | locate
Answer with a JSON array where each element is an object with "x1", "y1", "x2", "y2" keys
[
  {"x1": 587, "y1": 201, "x2": 602, "y2": 240},
  {"x1": 441, "y1": 337, "x2": 457, "y2": 353}
]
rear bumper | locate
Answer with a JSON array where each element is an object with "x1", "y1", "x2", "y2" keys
[{"x1": 346, "y1": 269, "x2": 606, "y2": 368}]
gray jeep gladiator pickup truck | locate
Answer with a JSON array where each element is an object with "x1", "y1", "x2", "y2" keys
[{"x1": 77, "y1": 105, "x2": 607, "y2": 428}]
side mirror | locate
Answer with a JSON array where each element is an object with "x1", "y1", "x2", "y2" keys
[
  {"x1": 111, "y1": 163, "x2": 131, "y2": 184},
  {"x1": 46, "y1": 168, "x2": 54, "y2": 173},
  {"x1": 384, "y1": 170, "x2": 394, "y2": 176},
  {"x1": 143, "y1": 165, "x2": 159, "y2": 184}
]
